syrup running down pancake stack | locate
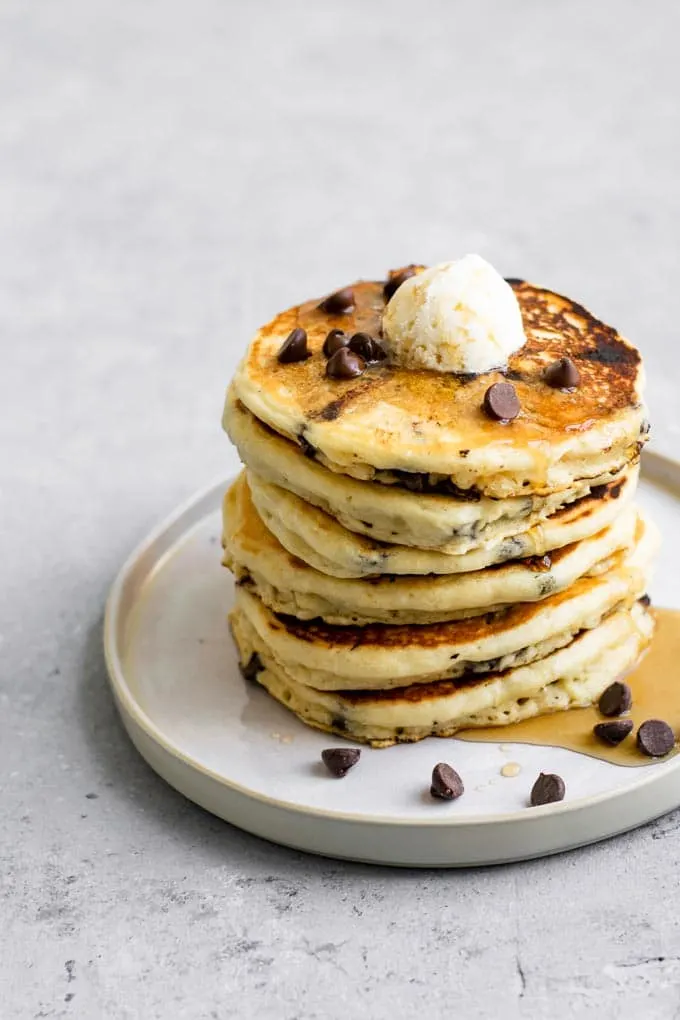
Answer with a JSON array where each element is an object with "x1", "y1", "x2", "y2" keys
[{"x1": 222, "y1": 262, "x2": 657, "y2": 747}]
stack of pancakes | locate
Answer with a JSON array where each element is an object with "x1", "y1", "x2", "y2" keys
[{"x1": 222, "y1": 274, "x2": 657, "y2": 747}]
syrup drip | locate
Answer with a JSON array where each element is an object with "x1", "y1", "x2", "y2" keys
[{"x1": 458, "y1": 608, "x2": 679, "y2": 767}]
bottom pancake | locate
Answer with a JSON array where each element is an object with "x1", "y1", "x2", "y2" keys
[{"x1": 231, "y1": 601, "x2": 654, "y2": 747}]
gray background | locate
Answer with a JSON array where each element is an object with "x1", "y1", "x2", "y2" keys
[{"x1": 2, "y1": 1, "x2": 680, "y2": 1017}]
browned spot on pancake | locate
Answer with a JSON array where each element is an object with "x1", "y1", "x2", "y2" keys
[
  {"x1": 551, "y1": 474, "x2": 632, "y2": 518},
  {"x1": 311, "y1": 378, "x2": 384, "y2": 422},
  {"x1": 285, "y1": 552, "x2": 309, "y2": 570}
]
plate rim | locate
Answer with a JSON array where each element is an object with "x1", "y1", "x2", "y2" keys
[{"x1": 103, "y1": 450, "x2": 680, "y2": 832}]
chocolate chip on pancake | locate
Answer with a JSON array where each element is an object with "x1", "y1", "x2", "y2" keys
[
  {"x1": 594, "y1": 719, "x2": 634, "y2": 746},
  {"x1": 319, "y1": 286, "x2": 354, "y2": 314},
  {"x1": 526, "y1": 554, "x2": 552, "y2": 572},
  {"x1": 430, "y1": 763, "x2": 464, "y2": 800},
  {"x1": 323, "y1": 329, "x2": 349, "y2": 358},
  {"x1": 326, "y1": 348, "x2": 365, "y2": 379},
  {"x1": 321, "y1": 747, "x2": 361, "y2": 777},
  {"x1": 483, "y1": 382, "x2": 520, "y2": 422},
  {"x1": 297, "y1": 433, "x2": 317, "y2": 458},
  {"x1": 348, "y1": 332, "x2": 387, "y2": 364},
  {"x1": 530, "y1": 772, "x2": 565, "y2": 806},
  {"x1": 545, "y1": 356, "x2": 581, "y2": 390},
  {"x1": 277, "y1": 327, "x2": 309, "y2": 364},
  {"x1": 637, "y1": 719, "x2": 675, "y2": 757},
  {"x1": 239, "y1": 652, "x2": 263, "y2": 682},
  {"x1": 598, "y1": 680, "x2": 632, "y2": 717},
  {"x1": 384, "y1": 265, "x2": 418, "y2": 300}
]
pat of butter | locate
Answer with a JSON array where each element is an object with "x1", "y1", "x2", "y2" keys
[{"x1": 382, "y1": 254, "x2": 526, "y2": 374}]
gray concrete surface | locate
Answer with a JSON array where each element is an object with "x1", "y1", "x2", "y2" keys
[{"x1": 2, "y1": 1, "x2": 680, "y2": 1017}]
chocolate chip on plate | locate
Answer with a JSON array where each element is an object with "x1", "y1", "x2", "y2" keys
[
  {"x1": 637, "y1": 719, "x2": 675, "y2": 758},
  {"x1": 544, "y1": 357, "x2": 581, "y2": 390},
  {"x1": 348, "y1": 332, "x2": 387, "y2": 363},
  {"x1": 323, "y1": 328, "x2": 349, "y2": 358},
  {"x1": 594, "y1": 719, "x2": 634, "y2": 746},
  {"x1": 277, "y1": 327, "x2": 309, "y2": 364},
  {"x1": 483, "y1": 382, "x2": 521, "y2": 422},
  {"x1": 598, "y1": 681, "x2": 633, "y2": 717},
  {"x1": 319, "y1": 286, "x2": 354, "y2": 315},
  {"x1": 321, "y1": 748, "x2": 361, "y2": 777},
  {"x1": 384, "y1": 265, "x2": 418, "y2": 300},
  {"x1": 430, "y1": 763, "x2": 464, "y2": 800},
  {"x1": 530, "y1": 772, "x2": 565, "y2": 806},
  {"x1": 326, "y1": 347, "x2": 365, "y2": 379}
]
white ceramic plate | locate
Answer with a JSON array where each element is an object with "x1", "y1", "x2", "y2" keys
[{"x1": 104, "y1": 452, "x2": 680, "y2": 867}]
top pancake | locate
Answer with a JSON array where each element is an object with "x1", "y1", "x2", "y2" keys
[{"x1": 229, "y1": 276, "x2": 647, "y2": 498}]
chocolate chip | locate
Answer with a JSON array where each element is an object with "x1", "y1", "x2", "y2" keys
[
  {"x1": 240, "y1": 653, "x2": 263, "y2": 682},
  {"x1": 348, "y1": 332, "x2": 387, "y2": 363},
  {"x1": 430, "y1": 763, "x2": 464, "y2": 800},
  {"x1": 598, "y1": 681, "x2": 633, "y2": 717},
  {"x1": 319, "y1": 286, "x2": 354, "y2": 315},
  {"x1": 384, "y1": 265, "x2": 418, "y2": 300},
  {"x1": 544, "y1": 357, "x2": 581, "y2": 390},
  {"x1": 326, "y1": 347, "x2": 365, "y2": 379},
  {"x1": 637, "y1": 720, "x2": 675, "y2": 758},
  {"x1": 594, "y1": 719, "x2": 634, "y2": 746},
  {"x1": 277, "y1": 327, "x2": 309, "y2": 364},
  {"x1": 323, "y1": 329, "x2": 348, "y2": 358},
  {"x1": 483, "y1": 382, "x2": 520, "y2": 422},
  {"x1": 527, "y1": 554, "x2": 552, "y2": 572},
  {"x1": 530, "y1": 772, "x2": 565, "y2": 806},
  {"x1": 640, "y1": 594, "x2": 652, "y2": 608},
  {"x1": 321, "y1": 748, "x2": 361, "y2": 777},
  {"x1": 298, "y1": 434, "x2": 316, "y2": 458}
]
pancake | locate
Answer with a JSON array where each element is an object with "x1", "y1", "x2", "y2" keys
[
  {"x1": 224, "y1": 473, "x2": 640, "y2": 625},
  {"x1": 228, "y1": 277, "x2": 647, "y2": 499},
  {"x1": 232, "y1": 513, "x2": 657, "y2": 690},
  {"x1": 225, "y1": 394, "x2": 635, "y2": 552},
  {"x1": 247, "y1": 465, "x2": 638, "y2": 579},
  {"x1": 231, "y1": 600, "x2": 654, "y2": 747}
]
